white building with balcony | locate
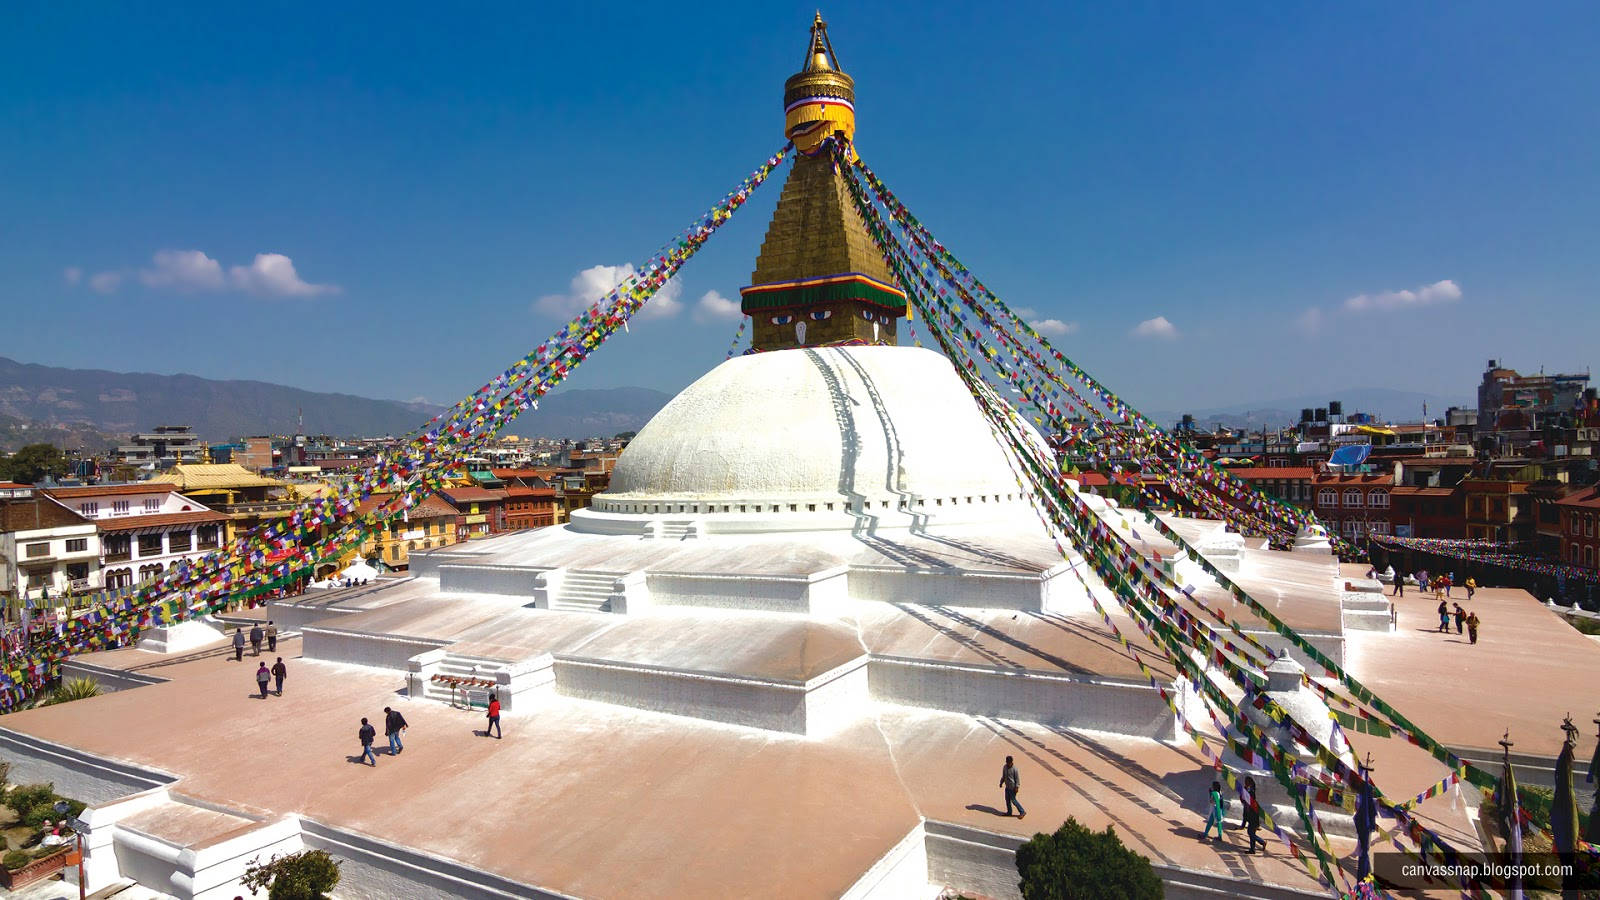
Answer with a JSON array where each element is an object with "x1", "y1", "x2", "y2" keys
[
  {"x1": 45, "y1": 484, "x2": 228, "y2": 591},
  {"x1": 0, "y1": 484, "x2": 101, "y2": 605}
]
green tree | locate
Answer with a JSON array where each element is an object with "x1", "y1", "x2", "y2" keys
[
  {"x1": 41, "y1": 677, "x2": 100, "y2": 706},
  {"x1": 1015, "y1": 816, "x2": 1163, "y2": 900},
  {"x1": 241, "y1": 850, "x2": 342, "y2": 900},
  {"x1": 0, "y1": 443, "x2": 69, "y2": 485}
]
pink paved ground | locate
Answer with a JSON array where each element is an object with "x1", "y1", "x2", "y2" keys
[
  {"x1": 1340, "y1": 563, "x2": 1600, "y2": 759},
  {"x1": 0, "y1": 634, "x2": 1444, "y2": 897}
]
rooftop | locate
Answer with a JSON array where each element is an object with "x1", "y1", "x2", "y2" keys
[
  {"x1": 150, "y1": 464, "x2": 284, "y2": 491},
  {"x1": 45, "y1": 482, "x2": 178, "y2": 499}
]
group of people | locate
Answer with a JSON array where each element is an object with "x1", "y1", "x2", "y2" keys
[
  {"x1": 1384, "y1": 565, "x2": 1476, "y2": 602},
  {"x1": 356, "y1": 706, "x2": 410, "y2": 765},
  {"x1": 1436, "y1": 599, "x2": 1482, "y2": 643},
  {"x1": 254, "y1": 657, "x2": 288, "y2": 697},
  {"x1": 1199, "y1": 777, "x2": 1270, "y2": 853},
  {"x1": 230, "y1": 621, "x2": 279, "y2": 661},
  {"x1": 336, "y1": 577, "x2": 369, "y2": 588}
]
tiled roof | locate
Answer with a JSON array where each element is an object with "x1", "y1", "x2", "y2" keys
[
  {"x1": 150, "y1": 464, "x2": 283, "y2": 490},
  {"x1": 440, "y1": 487, "x2": 507, "y2": 504},
  {"x1": 1391, "y1": 486, "x2": 1457, "y2": 497},
  {"x1": 95, "y1": 509, "x2": 230, "y2": 531},
  {"x1": 355, "y1": 493, "x2": 459, "y2": 519},
  {"x1": 0, "y1": 496, "x2": 91, "y2": 533},
  {"x1": 505, "y1": 484, "x2": 556, "y2": 497},
  {"x1": 1227, "y1": 467, "x2": 1317, "y2": 479},
  {"x1": 1556, "y1": 488, "x2": 1600, "y2": 509},
  {"x1": 45, "y1": 482, "x2": 175, "y2": 499}
]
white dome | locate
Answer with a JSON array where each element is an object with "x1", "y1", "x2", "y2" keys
[{"x1": 577, "y1": 345, "x2": 1042, "y2": 534}]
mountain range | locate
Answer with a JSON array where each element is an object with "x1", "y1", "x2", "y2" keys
[
  {"x1": 0, "y1": 356, "x2": 672, "y2": 444},
  {"x1": 1141, "y1": 387, "x2": 1474, "y2": 431}
]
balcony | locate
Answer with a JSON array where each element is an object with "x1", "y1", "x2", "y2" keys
[
  {"x1": 212, "y1": 500, "x2": 299, "y2": 516},
  {"x1": 105, "y1": 550, "x2": 132, "y2": 563}
]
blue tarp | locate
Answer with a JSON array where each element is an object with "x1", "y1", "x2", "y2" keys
[{"x1": 1328, "y1": 444, "x2": 1372, "y2": 467}]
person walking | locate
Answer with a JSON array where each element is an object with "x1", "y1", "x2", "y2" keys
[
  {"x1": 1452, "y1": 603, "x2": 1466, "y2": 634},
  {"x1": 232, "y1": 628, "x2": 245, "y2": 662},
  {"x1": 1445, "y1": 573, "x2": 1455, "y2": 598},
  {"x1": 384, "y1": 706, "x2": 408, "y2": 755},
  {"x1": 271, "y1": 657, "x2": 287, "y2": 696},
  {"x1": 255, "y1": 662, "x2": 271, "y2": 699},
  {"x1": 249, "y1": 623, "x2": 263, "y2": 656},
  {"x1": 1391, "y1": 569, "x2": 1404, "y2": 597},
  {"x1": 358, "y1": 717, "x2": 378, "y2": 766},
  {"x1": 1242, "y1": 777, "x2": 1268, "y2": 853},
  {"x1": 1466, "y1": 577, "x2": 1477, "y2": 601},
  {"x1": 1200, "y1": 779, "x2": 1225, "y2": 842},
  {"x1": 1466, "y1": 611, "x2": 1480, "y2": 644},
  {"x1": 485, "y1": 693, "x2": 502, "y2": 739},
  {"x1": 266, "y1": 621, "x2": 278, "y2": 653},
  {"x1": 1000, "y1": 756, "x2": 1026, "y2": 819},
  {"x1": 1437, "y1": 599, "x2": 1450, "y2": 633}
]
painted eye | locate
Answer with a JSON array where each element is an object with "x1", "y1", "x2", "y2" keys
[
  {"x1": 771, "y1": 314, "x2": 794, "y2": 326},
  {"x1": 809, "y1": 309, "x2": 832, "y2": 321},
  {"x1": 859, "y1": 309, "x2": 875, "y2": 321}
]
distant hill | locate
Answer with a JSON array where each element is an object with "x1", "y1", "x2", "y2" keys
[
  {"x1": 0, "y1": 356, "x2": 672, "y2": 443},
  {"x1": 1143, "y1": 387, "x2": 1474, "y2": 431}
]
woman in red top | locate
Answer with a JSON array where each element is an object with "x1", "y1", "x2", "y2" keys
[{"x1": 485, "y1": 693, "x2": 502, "y2": 739}]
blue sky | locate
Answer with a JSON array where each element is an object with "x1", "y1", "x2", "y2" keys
[{"x1": 3, "y1": 2, "x2": 1596, "y2": 416}]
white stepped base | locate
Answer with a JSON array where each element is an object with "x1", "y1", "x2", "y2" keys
[{"x1": 137, "y1": 619, "x2": 225, "y2": 655}]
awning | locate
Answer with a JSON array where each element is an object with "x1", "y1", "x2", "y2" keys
[
  {"x1": 1355, "y1": 425, "x2": 1396, "y2": 437},
  {"x1": 1328, "y1": 444, "x2": 1372, "y2": 467}
]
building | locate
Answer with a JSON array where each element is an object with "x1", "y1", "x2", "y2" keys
[
  {"x1": 113, "y1": 426, "x2": 207, "y2": 470},
  {"x1": 44, "y1": 483, "x2": 228, "y2": 590},
  {"x1": 1556, "y1": 486, "x2": 1600, "y2": 571},
  {"x1": 1227, "y1": 467, "x2": 1316, "y2": 505},
  {"x1": 438, "y1": 486, "x2": 509, "y2": 540},
  {"x1": 0, "y1": 484, "x2": 100, "y2": 606},
  {"x1": 358, "y1": 493, "x2": 459, "y2": 571},
  {"x1": 239, "y1": 437, "x2": 275, "y2": 472},
  {"x1": 493, "y1": 469, "x2": 561, "y2": 530},
  {"x1": 1461, "y1": 477, "x2": 1532, "y2": 543},
  {"x1": 1477, "y1": 359, "x2": 1591, "y2": 455},
  {"x1": 1389, "y1": 486, "x2": 1463, "y2": 539},
  {"x1": 149, "y1": 463, "x2": 295, "y2": 543},
  {"x1": 1309, "y1": 472, "x2": 1394, "y2": 541}
]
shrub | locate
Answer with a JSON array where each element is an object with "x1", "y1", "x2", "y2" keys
[
  {"x1": 1015, "y1": 816, "x2": 1163, "y2": 900},
  {"x1": 1567, "y1": 616, "x2": 1600, "y2": 636},
  {"x1": 41, "y1": 678, "x2": 100, "y2": 707},
  {"x1": 3, "y1": 850, "x2": 30, "y2": 870},
  {"x1": 241, "y1": 849, "x2": 342, "y2": 900},
  {"x1": 2, "y1": 783, "x2": 84, "y2": 828}
]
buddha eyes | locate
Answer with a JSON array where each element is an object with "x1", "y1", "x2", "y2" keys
[
  {"x1": 809, "y1": 310, "x2": 832, "y2": 321},
  {"x1": 771, "y1": 314, "x2": 794, "y2": 325},
  {"x1": 859, "y1": 309, "x2": 877, "y2": 322}
]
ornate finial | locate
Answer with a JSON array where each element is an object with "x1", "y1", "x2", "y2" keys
[
  {"x1": 1360, "y1": 751, "x2": 1376, "y2": 775},
  {"x1": 783, "y1": 12, "x2": 856, "y2": 156},
  {"x1": 1564, "y1": 714, "x2": 1580, "y2": 748},
  {"x1": 1499, "y1": 729, "x2": 1515, "y2": 758}
]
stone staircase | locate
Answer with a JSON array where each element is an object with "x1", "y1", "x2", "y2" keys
[
  {"x1": 650, "y1": 519, "x2": 700, "y2": 540},
  {"x1": 1339, "y1": 577, "x2": 1395, "y2": 632},
  {"x1": 551, "y1": 570, "x2": 616, "y2": 613},
  {"x1": 421, "y1": 652, "x2": 512, "y2": 705}
]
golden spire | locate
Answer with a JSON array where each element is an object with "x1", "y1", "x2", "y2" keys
[{"x1": 784, "y1": 11, "x2": 856, "y2": 156}]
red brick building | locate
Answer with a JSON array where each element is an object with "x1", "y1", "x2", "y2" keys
[
  {"x1": 1309, "y1": 472, "x2": 1394, "y2": 541},
  {"x1": 1388, "y1": 486, "x2": 1464, "y2": 539},
  {"x1": 494, "y1": 469, "x2": 561, "y2": 530},
  {"x1": 1556, "y1": 486, "x2": 1600, "y2": 571}
]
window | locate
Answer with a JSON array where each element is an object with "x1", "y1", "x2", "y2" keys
[
  {"x1": 1318, "y1": 489, "x2": 1338, "y2": 507},
  {"x1": 80, "y1": 502, "x2": 98, "y2": 517},
  {"x1": 1574, "y1": 543, "x2": 1582, "y2": 562},
  {"x1": 1369, "y1": 521, "x2": 1390, "y2": 535},
  {"x1": 1343, "y1": 520, "x2": 1359, "y2": 535},
  {"x1": 113, "y1": 500, "x2": 129, "y2": 514},
  {"x1": 138, "y1": 533, "x2": 163, "y2": 556},
  {"x1": 65, "y1": 538, "x2": 87, "y2": 553},
  {"x1": 170, "y1": 530, "x2": 192, "y2": 552},
  {"x1": 105, "y1": 535, "x2": 131, "y2": 559},
  {"x1": 197, "y1": 526, "x2": 219, "y2": 549},
  {"x1": 143, "y1": 498, "x2": 160, "y2": 513},
  {"x1": 25, "y1": 542, "x2": 48, "y2": 558},
  {"x1": 1368, "y1": 490, "x2": 1389, "y2": 509},
  {"x1": 1587, "y1": 546, "x2": 1595, "y2": 568},
  {"x1": 66, "y1": 562, "x2": 89, "y2": 581},
  {"x1": 1587, "y1": 516, "x2": 1595, "y2": 538},
  {"x1": 1344, "y1": 489, "x2": 1363, "y2": 508},
  {"x1": 1575, "y1": 517, "x2": 1583, "y2": 535}
]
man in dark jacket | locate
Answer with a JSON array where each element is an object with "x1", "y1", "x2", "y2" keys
[
  {"x1": 358, "y1": 718, "x2": 377, "y2": 766},
  {"x1": 1242, "y1": 777, "x2": 1268, "y2": 853},
  {"x1": 271, "y1": 657, "x2": 287, "y2": 695},
  {"x1": 384, "y1": 706, "x2": 407, "y2": 755},
  {"x1": 1000, "y1": 755, "x2": 1026, "y2": 819},
  {"x1": 249, "y1": 623, "x2": 264, "y2": 656},
  {"x1": 231, "y1": 628, "x2": 245, "y2": 662}
]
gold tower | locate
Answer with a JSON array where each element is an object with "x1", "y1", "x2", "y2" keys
[{"x1": 739, "y1": 12, "x2": 907, "y2": 352}]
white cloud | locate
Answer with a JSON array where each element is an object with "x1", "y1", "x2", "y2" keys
[
  {"x1": 1295, "y1": 307, "x2": 1325, "y2": 335},
  {"x1": 62, "y1": 267, "x2": 82, "y2": 286},
  {"x1": 1030, "y1": 318, "x2": 1078, "y2": 337},
  {"x1": 139, "y1": 249, "x2": 225, "y2": 291},
  {"x1": 75, "y1": 249, "x2": 337, "y2": 298},
  {"x1": 88, "y1": 271, "x2": 123, "y2": 294},
  {"x1": 534, "y1": 263, "x2": 683, "y2": 321},
  {"x1": 1343, "y1": 279, "x2": 1461, "y2": 313},
  {"x1": 1131, "y1": 315, "x2": 1179, "y2": 340},
  {"x1": 693, "y1": 289, "x2": 743, "y2": 323},
  {"x1": 228, "y1": 252, "x2": 339, "y2": 297}
]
